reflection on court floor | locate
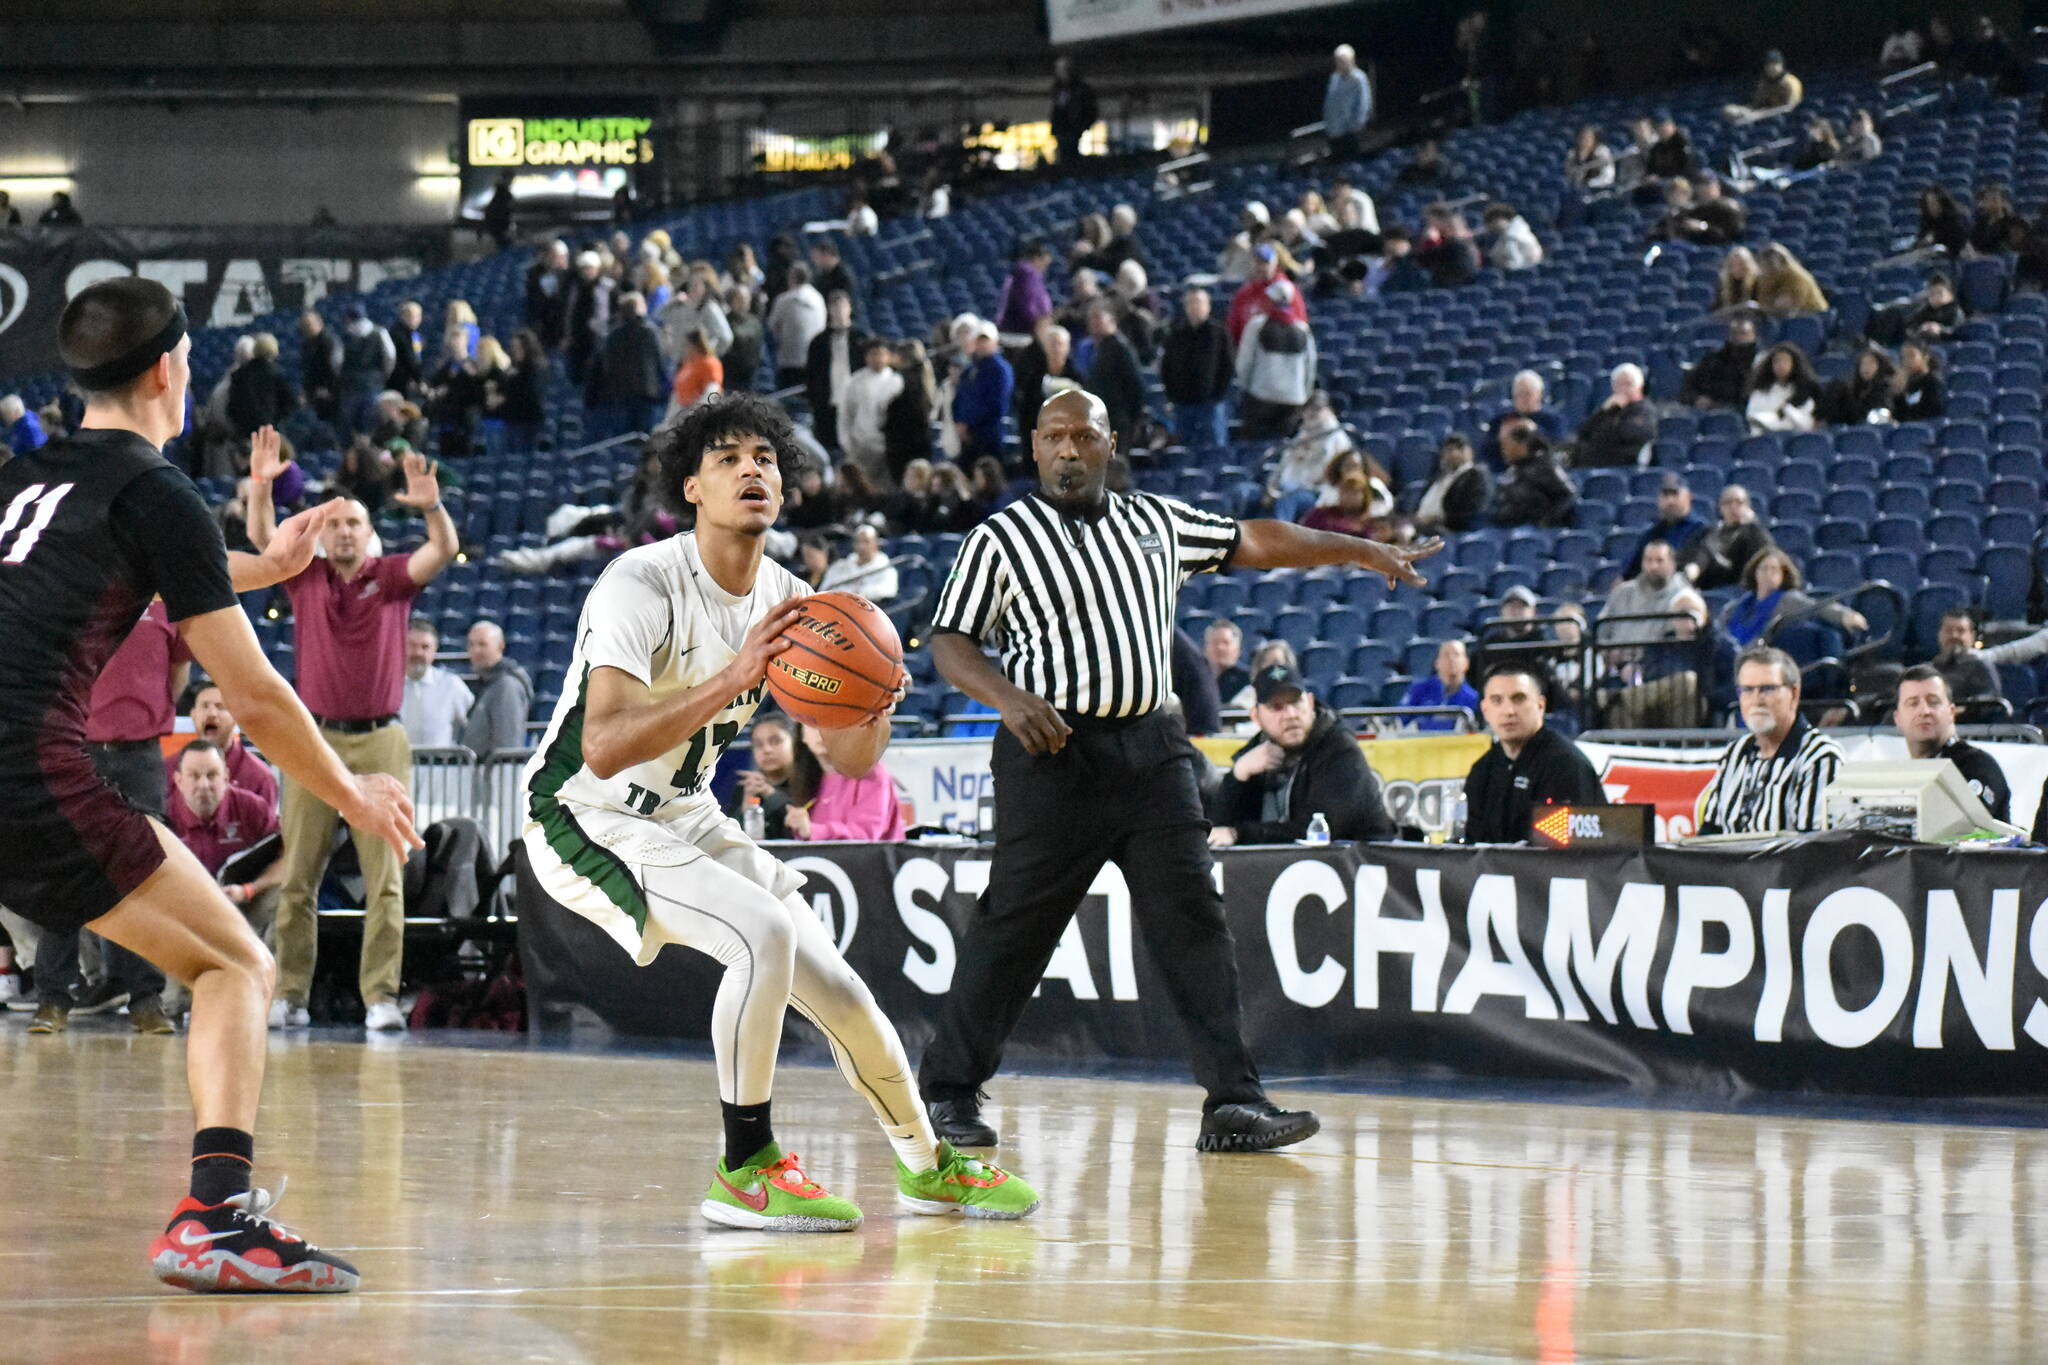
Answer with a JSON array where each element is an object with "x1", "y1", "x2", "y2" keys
[{"x1": 0, "y1": 1032, "x2": 2039, "y2": 1363}]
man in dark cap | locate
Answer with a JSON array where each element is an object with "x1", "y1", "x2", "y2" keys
[{"x1": 1207, "y1": 664, "x2": 1396, "y2": 847}]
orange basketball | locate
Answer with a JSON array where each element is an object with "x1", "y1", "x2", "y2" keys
[{"x1": 764, "y1": 591, "x2": 907, "y2": 729}]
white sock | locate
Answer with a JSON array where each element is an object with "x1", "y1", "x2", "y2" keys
[{"x1": 885, "y1": 1117, "x2": 940, "y2": 1172}]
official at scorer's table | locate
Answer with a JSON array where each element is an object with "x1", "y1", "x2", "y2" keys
[{"x1": 1460, "y1": 662, "x2": 1604, "y2": 844}]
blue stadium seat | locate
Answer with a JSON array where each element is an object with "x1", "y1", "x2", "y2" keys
[
  {"x1": 1369, "y1": 605, "x2": 1418, "y2": 645},
  {"x1": 1985, "y1": 511, "x2": 2036, "y2": 547},
  {"x1": 1824, "y1": 489, "x2": 1878, "y2": 523},
  {"x1": 1982, "y1": 546, "x2": 2033, "y2": 620},
  {"x1": 1864, "y1": 550, "x2": 1918, "y2": 586},
  {"x1": 1816, "y1": 521, "x2": 1867, "y2": 552},
  {"x1": 1349, "y1": 642, "x2": 1398, "y2": 677},
  {"x1": 1875, "y1": 486, "x2": 1930, "y2": 520},
  {"x1": 1911, "y1": 584, "x2": 1974, "y2": 656},
  {"x1": 1809, "y1": 551, "x2": 1862, "y2": 591}
]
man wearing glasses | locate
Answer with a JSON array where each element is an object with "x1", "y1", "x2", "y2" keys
[{"x1": 1695, "y1": 644, "x2": 1842, "y2": 836}]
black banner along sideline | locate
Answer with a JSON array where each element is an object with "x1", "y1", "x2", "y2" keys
[
  {"x1": 0, "y1": 225, "x2": 449, "y2": 378},
  {"x1": 516, "y1": 832, "x2": 2048, "y2": 1099}
]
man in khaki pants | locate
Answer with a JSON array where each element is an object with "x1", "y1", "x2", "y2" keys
[{"x1": 246, "y1": 430, "x2": 456, "y2": 1029}]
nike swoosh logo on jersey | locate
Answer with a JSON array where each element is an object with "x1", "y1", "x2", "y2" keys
[{"x1": 714, "y1": 1171, "x2": 772, "y2": 1212}]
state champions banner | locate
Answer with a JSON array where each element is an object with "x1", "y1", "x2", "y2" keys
[
  {"x1": 0, "y1": 225, "x2": 447, "y2": 378},
  {"x1": 518, "y1": 833, "x2": 2048, "y2": 1099}
]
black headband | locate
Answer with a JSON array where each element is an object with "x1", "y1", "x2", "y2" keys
[{"x1": 68, "y1": 303, "x2": 187, "y2": 391}]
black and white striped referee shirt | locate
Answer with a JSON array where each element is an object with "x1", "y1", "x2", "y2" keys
[
  {"x1": 931, "y1": 490, "x2": 1239, "y2": 718},
  {"x1": 1694, "y1": 717, "x2": 1843, "y2": 835}
]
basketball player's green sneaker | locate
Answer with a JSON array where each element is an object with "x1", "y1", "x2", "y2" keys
[
  {"x1": 701, "y1": 1144, "x2": 863, "y2": 1233},
  {"x1": 896, "y1": 1142, "x2": 1041, "y2": 1219}
]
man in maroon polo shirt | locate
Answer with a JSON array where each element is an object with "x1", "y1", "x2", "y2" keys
[
  {"x1": 29, "y1": 599, "x2": 188, "y2": 1035},
  {"x1": 168, "y1": 738, "x2": 282, "y2": 910},
  {"x1": 246, "y1": 441, "x2": 456, "y2": 1030},
  {"x1": 166, "y1": 682, "x2": 279, "y2": 814}
]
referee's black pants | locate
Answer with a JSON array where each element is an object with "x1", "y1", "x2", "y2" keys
[{"x1": 919, "y1": 709, "x2": 1265, "y2": 1112}]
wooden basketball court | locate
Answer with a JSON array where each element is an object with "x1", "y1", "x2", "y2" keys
[{"x1": 2, "y1": 1027, "x2": 2040, "y2": 1362}]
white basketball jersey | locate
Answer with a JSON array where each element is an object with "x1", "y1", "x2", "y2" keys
[{"x1": 523, "y1": 534, "x2": 806, "y2": 822}]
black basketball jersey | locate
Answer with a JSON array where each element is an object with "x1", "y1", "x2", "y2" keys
[{"x1": 0, "y1": 427, "x2": 236, "y2": 750}]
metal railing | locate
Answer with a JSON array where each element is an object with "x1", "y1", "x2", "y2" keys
[{"x1": 410, "y1": 747, "x2": 535, "y2": 856}]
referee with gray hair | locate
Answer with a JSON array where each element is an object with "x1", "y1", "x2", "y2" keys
[{"x1": 918, "y1": 388, "x2": 1439, "y2": 1152}]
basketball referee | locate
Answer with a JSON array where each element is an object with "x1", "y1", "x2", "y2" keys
[{"x1": 918, "y1": 389, "x2": 1439, "y2": 1152}]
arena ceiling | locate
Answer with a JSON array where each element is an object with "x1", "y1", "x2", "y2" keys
[{"x1": 0, "y1": 0, "x2": 1320, "y2": 101}]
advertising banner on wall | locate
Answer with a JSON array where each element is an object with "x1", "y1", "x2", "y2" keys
[
  {"x1": 0, "y1": 225, "x2": 445, "y2": 378},
  {"x1": 457, "y1": 97, "x2": 658, "y2": 223},
  {"x1": 880, "y1": 732, "x2": 2047, "y2": 838},
  {"x1": 520, "y1": 833, "x2": 2048, "y2": 1098},
  {"x1": 1047, "y1": 0, "x2": 1350, "y2": 45}
]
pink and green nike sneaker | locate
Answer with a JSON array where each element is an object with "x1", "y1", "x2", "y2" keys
[
  {"x1": 701, "y1": 1145, "x2": 863, "y2": 1233},
  {"x1": 896, "y1": 1142, "x2": 1040, "y2": 1219}
]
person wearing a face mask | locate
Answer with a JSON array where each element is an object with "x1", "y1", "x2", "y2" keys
[{"x1": 1694, "y1": 644, "x2": 1842, "y2": 836}]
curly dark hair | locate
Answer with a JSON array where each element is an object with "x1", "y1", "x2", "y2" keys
[{"x1": 650, "y1": 392, "x2": 806, "y2": 509}]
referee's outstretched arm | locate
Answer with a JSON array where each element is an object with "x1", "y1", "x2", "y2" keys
[{"x1": 1232, "y1": 518, "x2": 1441, "y2": 585}]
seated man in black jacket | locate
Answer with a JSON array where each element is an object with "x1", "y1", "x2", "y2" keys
[
  {"x1": 1680, "y1": 315, "x2": 1759, "y2": 408},
  {"x1": 1572, "y1": 363, "x2": 1658, "y2": 468},
  {"x1": 1462, "y1": 664, "x2": 1605, "y2": 843},
  {"x1": 1492, "y1": 421, "x2": 1578, "y2": 528},
  {"x1": 1207, "y1": 664, "x2": 1395, "y2": 847}
]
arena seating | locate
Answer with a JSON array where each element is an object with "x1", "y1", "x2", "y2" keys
[{"x1": 8, "y1": 66, "x2": 2047, "y2": 733}]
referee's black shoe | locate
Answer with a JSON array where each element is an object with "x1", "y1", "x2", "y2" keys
[
  {"x1": 1196, "y1": 1101, "x2": 1320, "y2": 1153},
  {"x1": 927, "y1": 1094, "x2": 998, "y2": 1148}
]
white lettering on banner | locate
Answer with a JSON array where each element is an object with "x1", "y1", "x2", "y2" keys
[
  {"x1": 893, "y1": 857, "x2": 956, "y2": 994},
  {"x1": 1802, "y1": 888, "x2": 1915, "y2": 1048},
  {"x1": 2023, "y1": 897, "x2": 2048, "y2": 1048},
  {"x1": 1354, "y1": 863, "x2": 1448, "y2": 1010},
  {"x1": 1038, "y1": 918, "x2": 1099, "y2": 1000},
  {"x1": 1755, "y1": 888, "x2": 1795, "y2": 1042},
  {"x1": 1094, "y1": 865, "x2": 1140, "y2": 1001},
  {"x1": 209, "y1": 259, "x2": 271, "y2": 327},
  {"x1": 785, "y1": 855, "x2": 860, "y2": 954},
  {"x1": 280, "y1": 258, "x2": 352, "y2": 308},
  {"x1": 1543, "y1": 879, "x2": 1662, "y2": 1027},
  {"x1": 1266, "y1": 861, "x2": 1348, "y2": 1008},
  {"x1": 71, "y1": 257, "x2": 138, "y2": 297},
  {"x1": 1662, "y1": 885, "x2": 1756, "y2": 1035},
  {"x1": 1914, "y1": 890, "x2": 2017, "y2": 1050},
  {"x1": 1443, "y1": 874, "x2": 1560, "y2": 1019}
]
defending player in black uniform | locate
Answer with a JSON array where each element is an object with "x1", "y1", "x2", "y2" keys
[{"x1": 0, "y1": 278, "x2": 421, "y2": 1293}]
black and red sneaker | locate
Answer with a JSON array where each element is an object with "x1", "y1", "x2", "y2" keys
[{"x1": 148, "y1": 1185, "x2": 358, "y2": 1294}]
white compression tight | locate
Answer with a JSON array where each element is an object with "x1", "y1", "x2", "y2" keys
[{"x1": 639, "y1": 851, "x2": 938, "y2": 1171}]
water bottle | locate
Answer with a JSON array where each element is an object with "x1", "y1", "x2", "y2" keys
[
  {"x1": 742, "y1": 796, "x2": 766, "y2": 841},
  {"x1": 1305, "y1": 812, "x2": 1331, "y2": 846},
  {"x1": 1450, "y1": 791, "x2": 1469, "y2": 844}
]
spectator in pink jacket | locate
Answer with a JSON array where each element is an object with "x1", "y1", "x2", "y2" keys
[{"x1": 782, "y1": 723, "x2": 908, "y2": 842}]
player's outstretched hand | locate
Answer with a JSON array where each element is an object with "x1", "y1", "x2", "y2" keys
[
  {"x1": 1000, "y1": 688, "x2": 1072, "y2": 756},
  {"x1": 261, "y1": 501, "x2": 342, "y2": 582},
  {"x1": 342, "y1": 773, "x2": 424, "y2": 861},
  {"x1": 730, "y1": 596, "x2": 807, "y2": 690},
  {"x1": 1358, "y1": 536, "x2": 1444, "y2": 590},
  {"x1": 249, "y1": 426, "x2": 289, "y2": 486},
  {"x1": 392, "y1": 450, "x2": 443, "y2": 511}
]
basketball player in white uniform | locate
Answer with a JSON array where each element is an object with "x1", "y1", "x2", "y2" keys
[{"x1": 522, "y1": 394, "x2": 1037, "y2": 1230}]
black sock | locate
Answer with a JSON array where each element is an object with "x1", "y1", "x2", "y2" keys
[
  {"x1": 721, "y1": 1101, "x2": 774, "y2": 1170},
  {"x1": 191, "y1": 1127, "x2": 254, "y2": 1205}
]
